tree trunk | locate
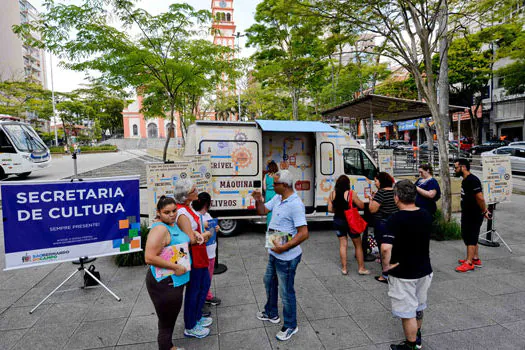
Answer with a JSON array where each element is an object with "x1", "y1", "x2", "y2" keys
[
  {"x1": 436, "y1": 0, "x2": 452, "y2": 222},
  {"x1": 291, "y1": 88, "x2": 299, "y2": 120},
  {"x1": 162, "y1": 103, "x2": 175, "y2": 162},
  {"x1": 423, "y1": 121, "x2": 434, "y2": 166}
]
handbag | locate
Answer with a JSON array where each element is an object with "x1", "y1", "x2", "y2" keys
[
  {"x1": 344, "y1": 191, "x2": 368, "y2": 234},
  {"x1": 84, "y1": 264, "x2": 101, "y2": 287}
]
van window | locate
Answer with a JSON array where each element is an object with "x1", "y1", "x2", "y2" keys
[
  {"x1": 320, "y1": 142, "x2": 335, "y2": 175},
  {"x1": 199, "y1": 140, "x2": 259, "y2": 177},
  {"x1": 0, "y1": 129, "x2": 16, "y2": 153},
  {"x1": 343, "y1": 148, "x2": 377, "y2": 180}
]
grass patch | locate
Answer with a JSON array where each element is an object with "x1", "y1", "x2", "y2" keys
[
  {"x1": 432, "y1": 210, "x2": 462, "y2": 241},
  {"x1": 49, "y1": 144, "x2": 118, "y2": 153},
  {"x1": 114, "y1": 221, "x2": 150, "y2": 267}
]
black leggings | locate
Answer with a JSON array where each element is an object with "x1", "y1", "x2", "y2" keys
[{"x1": 146, "y1": 269, "x2": 185, "y2": 350}]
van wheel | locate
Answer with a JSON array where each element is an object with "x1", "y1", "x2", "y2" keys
[
  {"x1": 0, "y1": 167, "x2": 6, "y2": 180},
  {"x1": 17, "y1": 172, "x2": 31, "y2": 179},
  {"x1": 218, "y1": 219, "x2": 241, "y2": 237}
]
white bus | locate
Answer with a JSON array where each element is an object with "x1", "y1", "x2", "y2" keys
[{"x1": 0, "y1": 116, "x2": 51, "y2": 179}]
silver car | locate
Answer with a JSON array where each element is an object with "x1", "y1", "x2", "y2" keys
[{"x1": 482, "y1": 146, "x2": 525, "y2": 172}]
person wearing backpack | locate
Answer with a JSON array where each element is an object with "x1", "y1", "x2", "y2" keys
[{"x1": 327, "y1": 175, "x2": 370, "y2": 276}]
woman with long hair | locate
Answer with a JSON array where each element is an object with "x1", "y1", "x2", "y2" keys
[
  {"x1": 369, "y1": 172, "x2": 398, "y2": 284},
  {"x1": 328, "y1": 175, "x2": 370, "y2": 276},
  {"x1": 145, "y1": 196, "x2": 194, "y2": 350},
  {"x1": 263, "y1": 161, "x2": 279, "y2": 227}
]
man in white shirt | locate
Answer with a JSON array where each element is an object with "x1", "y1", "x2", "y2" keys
[{"x1": 251, "y1": 170, "x2": 309, "y2": 341}]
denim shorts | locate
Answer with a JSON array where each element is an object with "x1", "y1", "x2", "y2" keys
[{"x1": 333, "y1": 217, "x2": 361, "y2": 239}]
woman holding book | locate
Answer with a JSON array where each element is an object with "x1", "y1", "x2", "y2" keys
[
  {"x1": 145, "y1": 195, "x2": 196, "y2": 350},
  {"x1": 174, "y1": 179, "x2": 213, "y2": 339}
]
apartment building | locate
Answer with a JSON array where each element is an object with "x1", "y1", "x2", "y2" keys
[{"x1": 0, "y1": 0, "x2": 47, "y2": 88}]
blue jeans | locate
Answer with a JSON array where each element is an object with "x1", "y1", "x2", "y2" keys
[
  {"x1": 184, "y1": 267, "x2": 210, "y2": 329},
  {"x1": 263, "y1": 254, "x2": 301, "y2": 329}
]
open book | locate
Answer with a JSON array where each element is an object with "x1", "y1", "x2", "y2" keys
[
  {"x1": 265, "y1": 231, "x2": 292, "y2": 249},
  {"x1": 154, "y1": 242, "x2": 191, "y2": 279}
]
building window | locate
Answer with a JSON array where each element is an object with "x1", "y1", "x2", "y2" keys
[
  {"x1": 147, "y1": 123, "x2": 158, "y2": 138},
  {"x1": 226, "y1": 13, "x2": 231, "y2": 22},
  {"x1": 132, "y1": 124, "x2": 138, "y2": 136}
]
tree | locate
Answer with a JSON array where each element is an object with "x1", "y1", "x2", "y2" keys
[
  {"x1": 55, "y1": 98, "x2": 93, "y2": 145},
  {"x1": 491, "y1": 23, "x2": 525, "y2": 95},
  {"x1": 0, "y1": 81, "x2": 53, "y2": 121},
  {"x1": 15, "y1": 1, "x2": 238, "y2": 161},
  {"x1": 246, "y1": 0, "x2": 328, "y2": 120},
  {"x1": 304, "y1": 0, "x2": 460, "y2": 220}
]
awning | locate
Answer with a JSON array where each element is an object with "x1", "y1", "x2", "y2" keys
[
  {"x1": 321, "y1": 94, "x2": 467, "y2": 122},
  {"x1": 255, "y1": 119, "x2": 337, "y2": 133}
]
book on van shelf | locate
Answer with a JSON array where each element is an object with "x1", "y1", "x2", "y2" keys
[
  {"x1": 265, "y1": 231, "x2": 292, "y2": 249},
  {"x1": 154, "y1": 242, "x2": 191, "y2": 279}
]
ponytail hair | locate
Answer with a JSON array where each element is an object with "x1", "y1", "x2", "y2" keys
[{"x1": 192, "y1": 192, "x2": 212, "y2": 211}]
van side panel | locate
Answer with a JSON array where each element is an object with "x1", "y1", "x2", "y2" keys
[
  {"x1": 262, "y1": 132, "x2": 315, "y2": 209},
  {"x1": 316, "y1": 131, "x2": 374, "y2": 212},
  {"x1": 195, "y1": 125, "x2": 262, "y2": 213}
]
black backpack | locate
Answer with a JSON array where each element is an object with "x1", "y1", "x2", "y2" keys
[{"x1": 84, "y1": 264, "x2": 101, "y2": 287}]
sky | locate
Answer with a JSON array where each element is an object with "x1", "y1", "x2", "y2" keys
[{"x1": 33, "y1": 0, "x2": 260, "y2": 93}]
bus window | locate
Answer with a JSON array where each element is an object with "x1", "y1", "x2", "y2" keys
[
  {"x1": 0, "y1": 129, "x2": 16, "y2": 153},
  {"x1": 343, "y1": 148, "x2": 377, "y2": 180},
  {"x1": 3, "y1": 124, "x2": 47, "y2": 152}
]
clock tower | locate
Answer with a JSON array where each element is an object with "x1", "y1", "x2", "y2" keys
[{"x1": 211, "y1": 0, "x2": 236, "y2": 50}]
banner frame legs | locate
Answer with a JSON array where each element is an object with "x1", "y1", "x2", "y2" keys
[
  {"x1": 478, "y1": 204, "x2": 512, "y2": 253},
  {"x1": 29, "y1": 257, "x2": 121, "y2": 314}
]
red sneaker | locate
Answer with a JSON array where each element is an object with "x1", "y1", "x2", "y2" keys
[
  {"x1": 455, "y1": 262, "x2": 475, "y2": 273},
  {"x1": 458, "y1": 258, "x2": 482, "y2": 267}
]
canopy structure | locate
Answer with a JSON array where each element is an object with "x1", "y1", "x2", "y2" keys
[
  {"x1": 256, "y1": 119, "x2": 337, "y2": 133},
  {"x1": 321, "y1": 94, "x2": 467, "y2": 122}
]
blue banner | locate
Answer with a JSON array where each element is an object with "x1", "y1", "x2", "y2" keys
[{"x1": 1, "y1": 177, "x2": 140, "y2": 270}]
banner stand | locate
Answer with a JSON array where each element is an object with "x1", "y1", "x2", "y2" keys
[
  {"x1": 478, "y1": 204, "x2": 512, "y2": 253},
  {"x1": 29, "y1": 256, "x2": 121, "y2": 314}
]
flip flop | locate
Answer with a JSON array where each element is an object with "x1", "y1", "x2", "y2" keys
[
  {"x1": 341, "y1": 269, "x2": 348, "y2": 275},
  {"x1": 375, "y1": 276, "x2": 388, "y2": 284},
  {"x1": 358, "y1": 270, "x2": 370, "y2": 275}
]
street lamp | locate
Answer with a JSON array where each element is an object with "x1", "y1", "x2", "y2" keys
[
  {"x1": 236, "y1": 32, "x2": 245, "y2": 121},
  {"x1": 49, "y1": 51, "x2": 58, "y2": 146}
]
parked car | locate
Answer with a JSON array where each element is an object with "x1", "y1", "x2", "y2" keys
[
  {"x1": 482, "y1": 146, "x2": 525, "y2": 172},
  {"x1": 450, "y1": 139, "x2": 473, "y2": 152},
  {"x1": 418, "y1": 141, "x2": 472, "y2": 161},
  {"x1": 509, "y1": 141, "x2": 525, "y2": 148},
  {"x1": 470, "y1": 140, "x2": 509, "y2": 155},
  {"x1": 377, "y1": 139, "x2": 412, "y2": 151}
]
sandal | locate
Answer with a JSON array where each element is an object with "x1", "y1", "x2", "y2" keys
[
  {"x1": 375, "y1": 276, "x2": 388, "y2": 284},
  {"x1": 358, "y1": 269, "x2": 370, "y2": 275},
  {"x1": 341, "y1": 269, "x2": 348, "y2": 275}
]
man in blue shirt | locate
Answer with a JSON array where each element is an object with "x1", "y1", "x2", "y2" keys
[{"x1": 252, "y1": 170, "x2": 309, "y2": 341}]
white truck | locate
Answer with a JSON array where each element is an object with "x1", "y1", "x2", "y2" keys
[
  {"x1": 184, "y1": 120, "x2": 378, "y2": 236},
  {"x1": 0, "y1": 117, "x2": 51, "y2": 179}
]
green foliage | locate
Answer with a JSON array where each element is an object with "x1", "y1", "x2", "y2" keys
[
  {"x1": 375, "y1": 76, "x2": 418, "y2": 100},
  {"x1": 433, "y1": 210, "x2": 462, "y2": 241},
  {"x1": 49, "y1": 144, "x2": 117, "y2": 153},
  {"x1": 0, "y1": 81, "x2": 53, "y2": 120},
  {"x1": 114, "y1": 222, "x2": 150, "y2": 267}
]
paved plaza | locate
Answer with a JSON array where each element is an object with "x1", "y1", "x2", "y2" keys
[{"x1": 1, "y1": 192, "x2": 525, "y2": 350}]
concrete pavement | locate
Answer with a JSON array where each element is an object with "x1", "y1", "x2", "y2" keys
[{"x1": 1, "y1": 194, "x2": 525, "y2": 349}]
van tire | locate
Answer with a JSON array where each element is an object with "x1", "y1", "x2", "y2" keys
[
  {"x1": 17, "y1": 172, "x2": 31, "y2": 179},
  {"x1": 0, "y1": 167, "x2": 6, "y2": 180},
  {"x1": 218, "y1": 219, "x2": 241, "y2": 237}
]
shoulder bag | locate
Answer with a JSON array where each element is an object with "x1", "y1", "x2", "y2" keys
[{"x1": 344, "y1": 191, "x2": 368, "y2": 235}]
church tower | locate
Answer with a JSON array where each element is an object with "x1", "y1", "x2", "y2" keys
[{"x1": 211, "y1": 0, "x2": 236, "y2": 50}]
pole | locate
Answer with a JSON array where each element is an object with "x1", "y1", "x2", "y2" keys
[
  {"x1": 236, "y1": 32, "x2": 242, "y2": 121},
  {"x1": 417, "y1": 119, "x2": 420, "y2": 165},
  {"x1": 49, "y1": 52, "x2": 58, "y2": 146},
  {"x1": 457, "y1": 113, "x2": 461, "y2": 159}
]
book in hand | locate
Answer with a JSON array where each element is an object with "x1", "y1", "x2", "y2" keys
[
  {"x1": 265, "y1": 231, "x2": 292, "y2": 249},
  {"x1": 206, "y1": 218, "x2": 219, "y2": 246},
  {"x1": 154, "y1": 242, "x2": 191, "y2": 279}
]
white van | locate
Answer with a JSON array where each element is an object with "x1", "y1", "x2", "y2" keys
[
  {"x1": 0, "y1": 118, "x2": 51, "y2": 179},
  {"x1": 184, "y1": 120, "x2": 378, "y2": 235}
]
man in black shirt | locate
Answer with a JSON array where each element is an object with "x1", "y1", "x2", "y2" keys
[
  {"x1": 454, "y1": 159, "x2": 490, "y2": 273},
  {"x1": 382, "y1": 180, "x2": 433, "y2": 350}
]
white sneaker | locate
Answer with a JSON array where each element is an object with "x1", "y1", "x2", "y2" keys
[
  {"x1": 276, "y1": 326, "x2": 298, "y2": 341},
  {"x1": 197, "y1": 316, "x2": 213, "y2": 328},
  {"x1": 256, "y1": 311, "x2": 280, "y2": 324},
  {"x1": 184, "y1": 324, "x2": 210, "y2": 339}
]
